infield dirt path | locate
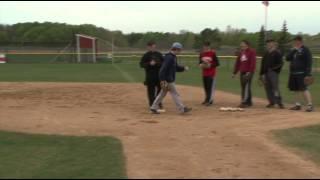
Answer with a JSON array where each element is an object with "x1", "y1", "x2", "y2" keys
[{"x1": 0, "y1": 82, "x2": 320, "y2": 178}]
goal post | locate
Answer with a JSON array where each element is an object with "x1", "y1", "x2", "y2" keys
[{"x1": 76, "y1": 34, "x2": 97, "y2": 63}]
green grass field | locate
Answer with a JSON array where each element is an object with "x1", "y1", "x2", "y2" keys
[
  {"x1": 1, "y1": 55, "x2": 320, "y2": 106},
  {"x1": 0, "y1": 131, "x2": 126, "y2": 179},
  {"x1": 0, "y1": 55, "x2": 320, "y2": 178},
  {"x1": 274, "y1": 125, "x2": 320, "y2": 165}
]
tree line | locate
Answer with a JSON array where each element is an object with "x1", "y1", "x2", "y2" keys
[{"x1": 0, "y1": 21, "x2": 303, "y2": 55}]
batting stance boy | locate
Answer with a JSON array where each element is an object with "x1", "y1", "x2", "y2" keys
[
  {"x1": 199, "y1": 41, "x2": 220, "y2": 106},
  {"x1": 140, "y1": 41, "x2": 164, "y2": 109},
  {"x1": 286, "y1": 36, "x2": 314, "y2": 112},
  {"x1": 259, "y1": 39, "x2": 284, "y2": 109},
  {"x1": 150, "y1": 42, "x2": 192, "y2": 114},
  {"x1": 233, "y1": 40, "x2": 257, "y2": 108}
]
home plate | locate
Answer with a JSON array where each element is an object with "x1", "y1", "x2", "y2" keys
[{"x1": 219, "y1": 107, "x2": 245, "y2": 112}]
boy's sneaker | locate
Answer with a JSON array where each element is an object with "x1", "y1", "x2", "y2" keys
[
  {"x1": 158, "y1": 109, "x2": 166, "y2": 113},
  {"x1": 266, "y1": 104, "x2": 275, "y2": 108},
  {"x1": 205, "y1": 101, "x2": 214, "y2": 106},
  {"x1": 239, "y1": 103, "x2": 252, "y2": 108},
  {"x1": 306, "y1": 105, "x2": 314, "y2": 112},
  {"x1": 182, "y1": 107, "x2": 192, "y2": 114},
  {"x1": 290, "y1": 105, "x2": 302, "y2": 111},
  {"x1": 150, "y1": 109, "x2": 160, "y2": 114},
  {"x1": 201, "y1": 101, "x2": 208, "y2": 105},
  {"x1": 278, "y1": 104, "x2": 285, "y2": 109}
]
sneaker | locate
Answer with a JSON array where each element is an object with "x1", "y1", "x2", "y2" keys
[
  {"x1": 290, "y1": 105, "x2": 302, "y2": 111},
  {"x1": 150, "y1": 109, "x2": 160, "y2": 114},
  {"x1": 238, "y1": 104, "x2": 246, "y2": 108},
  {"x1": 201, "y1": 101, "x2": 208, "y2": 105},
  {"x1": 158, "y1": 109, "x2": 166, "y2": 113},
  {"x1": 238, "y1": 104, "x2": 252, "y2": 108},
  {"x1": 306, "y1": 105, "x2": 314, "y2": 112},
  {"x1": 205, "y1": 101, "x2": 214, "y2": 106},
  {"x1": 266, "y1": 104, "x2": 275, "y2": 108},
  {"x1": 278, "y1": 104, "x2": 285, "y2": 109},
  {"x1": 182, "y1": 107, "x2": 192, "y2": 114},
  {"x1": 158, "y1": 104, "x2": 166, "y2": 113}
]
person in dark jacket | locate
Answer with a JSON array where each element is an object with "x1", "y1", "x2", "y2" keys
[
  {"x1": 286, "y1": 36, "x2": 314, "y2": 112},
  {"x1": 140, "y1": 41, "x2": 164, "y2": 110},
  {"x1": 260, "y1": 39, "x2": 284, "y2": 109},
  {"x1": 232, "y1": 40, "x2": 257, "y2": 108},
  {"x1": 199, "y1": 41, "x2": 220, "y2": 106},
  {"x1": 150, "y1": 42, "x2": 192, "y2": 114}
]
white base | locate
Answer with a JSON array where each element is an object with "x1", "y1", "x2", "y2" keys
[{"x1": 219, "y1": 107, "x2": 244, "y2": 112}]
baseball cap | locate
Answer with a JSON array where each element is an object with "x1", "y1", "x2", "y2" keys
[{"x1": 171, "y1": 42, "x2": 183, "y2": 50}]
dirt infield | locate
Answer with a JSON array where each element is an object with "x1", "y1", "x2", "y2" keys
[{"x1": 1, "y1": 82, "x2": 320, "y2": 178}]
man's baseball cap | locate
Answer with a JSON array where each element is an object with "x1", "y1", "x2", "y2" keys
[{"x1": 171, "y1": 42, "x2": 183, "y2": 49}]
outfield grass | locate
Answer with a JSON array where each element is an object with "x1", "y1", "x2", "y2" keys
[
  {"x1": 0, "y1": 131, "x2": 127, "y2": 179},
  {"x1": 1, "y1": 55, "x2": 320, "y2": 178},
  {"x1": 0, "y1": 56, "x2": 319, "y2": 106},
  {"x1": 274, "y1": 125, "x2": 320, "y2": 165}
]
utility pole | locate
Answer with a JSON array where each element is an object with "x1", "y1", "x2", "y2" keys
[
  {"x1": 262, "y1": 1, "x2": 270, "y2": 41},
  {"x1": 111, "y1": 36, "x2": 114, "y2": 64}
]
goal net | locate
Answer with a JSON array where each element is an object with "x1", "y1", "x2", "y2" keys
[
  {"x1": 76, "y1": 34, "x2": 97, "y2": 63},
  {"x1": 5, "y1": 34, "x2": 114, "y2": 64},
  {"x1": 75, "y1": 34, "x2": 114, "y2": 63}
]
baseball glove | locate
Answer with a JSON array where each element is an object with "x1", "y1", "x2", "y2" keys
[
  {"x1": 199, "y1": 63, "x2": 211, "y2": 69},
  {"x1": 160, "y1": 81, "x2": 170, "y2": 91},
  {"x1": 258, "y1": 75, "x2": 266, "y2": 87},
  {"x1": 304, "y1": 76, "x2": 315, "y2": 86},
  {"x1": 200, "y1": 57, "x2": 212, "y2": 69},
  {"x1": 243, "y1": 73, "x2": 252, "y2": 82}
]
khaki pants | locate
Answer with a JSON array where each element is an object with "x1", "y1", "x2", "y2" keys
[{"x1": 151, "y1": 83, "x2": 185, "y2": 112}]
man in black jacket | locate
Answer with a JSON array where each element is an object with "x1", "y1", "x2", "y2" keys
[
  {"x1": 286, "y1": 36, "x2": 314, "y2": 112},
  {"x1": 150, "y1": 42, "x2": 192, "y2": 114},
  {"x1": 260, "y1": 39, "x2": 284, "y2": 109},
  {"x1": 140, "y1": 41, "x2": 164, "y2": 109}
]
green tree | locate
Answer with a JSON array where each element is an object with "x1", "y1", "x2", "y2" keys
[
  {"x1": 180, "y1": 31, "x2": 196, "y2": 50},
  {"x1": 194, "y1": 28, "x2": 222, "y2": 49},
  {"x1": 126, "y1": 33, "x2": 144, "y2": 47},
  {"x1": 257, "y1": 26, "x2": 266, "y2": 56},
  {"x1": 278, "y1": 21, "x2": 291, "y2": 55},
  {"x1": 0, "y1": 22, "x2": 300, "y2": 51}
]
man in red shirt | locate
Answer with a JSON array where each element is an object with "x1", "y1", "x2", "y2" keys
[
  {"x1": 199, "y1": 42, "x2": 220, "y2": 106},
  {"x1": 233, "y1": 40, "x2": 257, "y2": 108}
]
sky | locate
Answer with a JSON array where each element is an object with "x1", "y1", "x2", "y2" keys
[{"x1": 0, "y1": 1, "x2": 319, "y2": 35}]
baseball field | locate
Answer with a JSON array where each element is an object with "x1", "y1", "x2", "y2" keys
[{"x1": 1, "y1": 56, "x2": 320, "y2": 178}]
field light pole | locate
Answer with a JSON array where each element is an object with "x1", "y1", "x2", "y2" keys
[
  {"x1": 263, "y1": 1, "x2": 269, "y2": 40},
  {"x1": 111, "y1": 37, "x2": 114, "y2": 64},
  {"x1": 265, "y1": 5, "x2": 268, "y2": 34}
]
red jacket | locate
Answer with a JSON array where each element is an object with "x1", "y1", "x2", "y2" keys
[
  {"x1": 199, "y1": 50, "x2": 220, "y2": 77},
  {"x1": 234, "y1": 48, "x2": 257, "y2": 74}
]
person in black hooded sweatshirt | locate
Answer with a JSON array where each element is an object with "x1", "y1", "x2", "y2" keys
[
  {"x1": 260, "y1": 39, "x2": 284, "y2": 109},
  {"x1": 140, "y1": 41, "x2": 164, "y2": 110}
]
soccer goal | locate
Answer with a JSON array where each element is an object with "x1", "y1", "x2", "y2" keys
[
  {"x1": 76, "y1": 34, "x2": 97, "y2": 63},
  {"x1": 51, "y1": 34, "x2": 113, "y2": 63}
]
